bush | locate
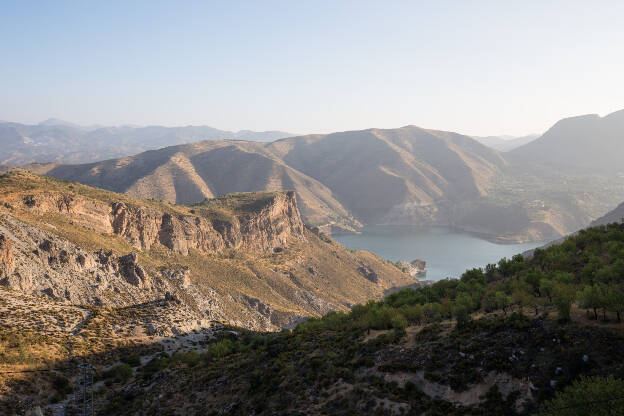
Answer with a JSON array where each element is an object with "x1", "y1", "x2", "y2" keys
[
  {"x1": 173, "y1": 350, "x2": 200, "y2": 367},
  {"x1": 121, "y1": 354, "x2": 142, "y2": 367},
  {"x1": 553, "y1": 283, "x2": 576, "y2": 322},
  {"x1": 210, "y1": 339, "x2": 235, "y2": 358},
  {"x1": 104, "y1": 363, "x2": 133, "y2": 382},
  {"x1": 391, "y1": 315, "x2": 407, "y2": 330},
  {"x1": 538, "y1": 376, "x2": 624, "y2": 415},
  {"x1": 52, "y1": 375, "x2": 73, "y2": 395}
]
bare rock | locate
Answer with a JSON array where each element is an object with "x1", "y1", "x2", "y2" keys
[
  {"x1": 119, "y1": 252, "x2": 151, "y2": 289},
  {"x1": 0, "y1": 233, "x2": 14, "y2": 278},
  {"x1": 42, "y1": 287, "x2": 57, "y2": 299},
  {"x1": 165, "y1": 291, "x2": 181, "y2": 304},
  {"x1": 357, "y1": 266, "x2": 378, "y2": 283},
  {"x1": 76, "y1": 252, "x2": 96, "y2": 269},
  {"x1": 38, "y1": 239, "x2": 55, "y2": 252},
  {"x1": 397, "y1": 258, "x2": 427, "y2": 277}
]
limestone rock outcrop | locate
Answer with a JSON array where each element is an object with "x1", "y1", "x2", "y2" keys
[
  {"x1": 0, "y1": 233, "x2": 14, "y2": 278},
  {"x1": 0, "y1": 172, "x2": 414, "y2": 332},
  {"x1": 119, "y1": 252, "x2": 151, "y2": 289},
  {"x1": 18, "y1": 191, "x2": 305, "y2": 255},
  {"x1": 357, "y1": 266, "x2": 378, "y2": 283},
  {"x1": 397, "y1": 259, "x2": 427, "y2": 277}
]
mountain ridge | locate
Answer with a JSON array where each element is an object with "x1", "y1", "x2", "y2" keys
[
  {"x1": 509, "y1": 109, "x2": 624, "y2": 173},
  {"x1": 5, "y1": 109, "x2": 624, "y2": 243}
]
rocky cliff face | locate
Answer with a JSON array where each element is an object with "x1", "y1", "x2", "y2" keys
[
  {"x1": 0, "y1": 172, "x2": 413, "y2": 332},
  {"x1": 0, "y1": 233, "x2": 14, "y2": 278},
  {"x1": 17, "y1": 190, "x2": 305, "y2": 255}
]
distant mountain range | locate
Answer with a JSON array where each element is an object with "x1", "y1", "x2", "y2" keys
[
  {"x1": 0, "y1": 119, "x2": 293, "y2": 164},
  {"x1": 3, "y1": 109, "x2": 624, "y2": 242},
  {"x1": 14, "y1": 126, "x2": 514, "y2": 235},
  {"x1": 471, "y1": 134, "x2": 539, "y2": 152}
]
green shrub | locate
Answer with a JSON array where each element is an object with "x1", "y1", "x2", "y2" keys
[
  {"x1": 121, "y1": 354, "x2": 141, "y2": 367},
  {"x1": 210, "y1": 339, "x2": 235, "y2": 358},
  {"x1": 538, "y1": 376, "x2": 624, "y2": 415},
  {"x1": 104, "y1": 363, "x2": 133, "y2": 382}
]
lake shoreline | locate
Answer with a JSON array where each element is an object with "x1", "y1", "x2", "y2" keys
[
  {"x1": 334, "y1": 225, "x2": 548, "y2": 281},
  {"x1": 330, "y1": 223, "x2": 550, "y2": 245}
]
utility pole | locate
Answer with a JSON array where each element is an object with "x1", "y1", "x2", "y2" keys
[{"x1": 75, "y1": 363, "x2": 94, "y2": 416}]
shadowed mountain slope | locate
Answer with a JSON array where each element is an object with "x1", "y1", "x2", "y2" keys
[{"x1": 265, "y1": 126, "x2": 507, "y2": 224}]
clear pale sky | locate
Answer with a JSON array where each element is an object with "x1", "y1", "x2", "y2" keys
[{"x1": 1, "y1": 1, "x2": 623, "y2": 136}]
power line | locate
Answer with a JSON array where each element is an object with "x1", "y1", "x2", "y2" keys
[{"x1": 0, "y1": 367, "x2": 72, "y2": 374}]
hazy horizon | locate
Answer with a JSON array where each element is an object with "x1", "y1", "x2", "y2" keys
[{"x1": 2, "y1": 1, "x2": 624, "y2": 137}]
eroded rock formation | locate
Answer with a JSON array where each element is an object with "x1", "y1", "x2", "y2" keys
[
  {"x1": 18, "y1": 191, "x2": 305, "y2": 255},
  {"x1": 0, "y1": 233, "x2": 14, "y2": 279}
]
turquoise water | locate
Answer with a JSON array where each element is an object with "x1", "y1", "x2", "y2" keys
[{"x1": 333, "y1": 225, "x2": 547, "y2": 281}]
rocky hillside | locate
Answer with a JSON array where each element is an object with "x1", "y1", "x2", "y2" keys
[
  {"x1": 0, "y1": 171, "x2": 413, "y2": 333},
  {"x1": 4, "y1": 220, "x2": 624, "y2": 415}
]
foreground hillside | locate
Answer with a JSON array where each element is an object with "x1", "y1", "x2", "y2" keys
[
  {"x1": 86, "y1": 221, "x2": 624, "y2": 415},
  {"x1": 14, "y1": 123, "x2": 622, "y2": 243},
  {"x1": 2, "y1": 215, "x2": 624, "y2": 414},
  {"x1": 0, "y1": 171, "x2": 412, "y2": 333}
]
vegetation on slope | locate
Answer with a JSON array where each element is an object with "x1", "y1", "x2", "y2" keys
[
  {"x1": 90, "y1": 222, "x2": 624, "y2": 415},
  {"x1": 3, "y1": 177, "x2": 624, "y2": 414}
]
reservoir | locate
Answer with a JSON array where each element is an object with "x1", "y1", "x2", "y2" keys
[{"x1": 333, "y1": 225, "x2": 547, "y2": 281}]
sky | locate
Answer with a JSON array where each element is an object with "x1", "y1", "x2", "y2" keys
[{"x1": 1, "y1": 1, "x2": 623, "y2": 136}]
